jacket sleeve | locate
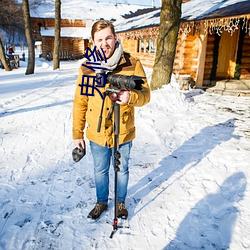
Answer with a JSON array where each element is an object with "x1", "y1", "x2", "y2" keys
[
  {"x1": 72, "y1": 67, "x2": 89, "y2": 140},
  {"x1": 128, "y1": 59, "x2": 150, "y2": 107}
]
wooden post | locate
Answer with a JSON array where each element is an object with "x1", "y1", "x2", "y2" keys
[
  {"x1": 195, "y1": 32, "x2": 207, "y2": 88},
  {"x1": 149, "y1": 39, "x2": 152, "y2": 53},
  {"x1": 139, "y1": 39, "x2": 142, "y2": 53}
]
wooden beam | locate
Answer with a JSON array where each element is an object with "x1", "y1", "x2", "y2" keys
[{"x1": 195, "y1": 33, "x2": 207, "y2": 87}]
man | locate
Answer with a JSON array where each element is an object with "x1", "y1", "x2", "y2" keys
[{"x1": 72, "y1": 20, "x2": 150, "y2": 220}]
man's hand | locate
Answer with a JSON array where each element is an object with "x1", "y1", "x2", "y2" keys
[
  {"x1": 74, "y1": 139, "x2": 85, "y2": 149},
  {"x1": 72, "y1": 139, "x2": 86, "y2": 162},
  {"x1": 116, "y1": 90, "x2": 130, "y2": 105}
]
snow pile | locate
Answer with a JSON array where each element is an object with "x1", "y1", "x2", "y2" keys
[{"x1": 146, "y1": 82, "x2": 193, "y2": 113}]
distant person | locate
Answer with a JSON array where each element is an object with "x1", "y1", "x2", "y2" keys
[
  {"x1": 72, "y1": 20, "x2": 150, "y2": 220},
  {"x1": 8, "y1": 46, "x2": 14, "y2": 54}
]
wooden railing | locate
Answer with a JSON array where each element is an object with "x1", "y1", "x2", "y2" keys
[{"x1": 46, "y1": 51, "x2": 83, "y2": 61}]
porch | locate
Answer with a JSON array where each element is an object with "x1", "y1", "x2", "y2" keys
[{"x1": 205, "y1": 79, "x2": 250, "y2": 97}]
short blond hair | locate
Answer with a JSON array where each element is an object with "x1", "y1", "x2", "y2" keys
[{"x1": 91, "y1": 20, "x2": 116, "y2": 40}]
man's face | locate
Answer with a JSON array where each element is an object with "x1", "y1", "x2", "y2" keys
[{"x1": 93, "y1": 27, "x2": 117, "y2": 59}]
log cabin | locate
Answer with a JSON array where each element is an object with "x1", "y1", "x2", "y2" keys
[
  {"x1": 114, "y1": 0, "x2": 250, "y2": 94},
  {"x1": 30, "y1": 1, "x2": 152, "y2": 61},
  {"x1": 31, "y1": 18, "x2": 91, "y2": 60}
]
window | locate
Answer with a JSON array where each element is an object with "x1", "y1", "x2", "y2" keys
[{"x1": 137, "y1": 38, "x2": 156, "y2": 54}]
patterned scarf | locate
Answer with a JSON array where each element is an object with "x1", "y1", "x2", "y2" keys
[{"x1": 96, "y1": 41, "x2": 123, "y2": 73}]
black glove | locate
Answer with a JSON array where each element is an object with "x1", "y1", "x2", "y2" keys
[{"x1": 72, "y1": 146, "x2": 86, "y2": 162}]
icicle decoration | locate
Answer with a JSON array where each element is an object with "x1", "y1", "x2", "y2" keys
[
  {"x1": 117, "y1": 26, "x2": 159, "y2": 40},
  {"x1": 117, "y1": 16, "x2": 250, "y2": 40},
  {"x1": 179, "y1": 16, "x2": 250, "y2": 37},
  {"x1": 242, "y1": 16, "x2": 250, "y2": 36}
]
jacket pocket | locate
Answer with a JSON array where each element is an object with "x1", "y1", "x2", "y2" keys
[{"x1": 120, "y1": 106, "x2": 135, "y2": 134}]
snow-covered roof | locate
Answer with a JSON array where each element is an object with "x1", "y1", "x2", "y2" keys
[
  {"x1": 182, "y1": 0, "x2": 250, "y2": 21},
  {"x1": 114, "y1": 8, "x2": 160, "y2": 32},
  {"x1": 40, "y1": 27, "x2": 92, "y2": 39},
  {"x1": 30, "y1": 0, "x2": 151, "y2": 20},
  {"x1": 114, "y1": 0, "x2": 250, "y2": 33}
]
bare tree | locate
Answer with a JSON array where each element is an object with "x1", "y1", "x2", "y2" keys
[
  {"x1": 0, "y1": 0, "x2": 23, "y2": 71},
  {"x1": 53, "y1": 0, "x2": 61, "y2": 70},
  {"x1": 0, "y1": 37, "x2": 11, "y2": 71},
  {"x1": 22, "y1": 0, "x2": 35, "y2": 75},
  {"x1": 0, "y1": 0, "x2": 24, "y2": 37},
  {"x1": 151, "y1": 0, "x2": 182, "y2": 90}
]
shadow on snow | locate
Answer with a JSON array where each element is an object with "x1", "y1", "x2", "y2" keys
[
  {"x1": 0, "y1": 100, "x2": 73, "y2": 117},
  {"x1": 128, "y1": 118, "x2": 239, "y2": 213},
  {"x1": 127, "y1": 118, "x2": 243, "y2": 248},
  {"x1": 164, "y1": 172, "x2": 247, "y2": 249}
]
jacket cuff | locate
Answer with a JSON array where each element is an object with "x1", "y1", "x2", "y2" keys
[{"x1": 72, "y1": 131, "x2": 84, "y2": 140}]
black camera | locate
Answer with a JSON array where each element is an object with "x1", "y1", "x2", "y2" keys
[
  {"x1": 107, "y1": 73, "x2": 144, "y2": 90},
  {"x1": 96, "y1": 72, "x2": 144, "y2": 90}
]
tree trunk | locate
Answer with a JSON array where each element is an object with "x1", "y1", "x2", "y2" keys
[
  {"x1": 0, "y1": 37, "x2": 11, "y2": 71},
  {"x1": 151, "y1": 0, "x2": 182, "y2": 90},
  {"x1": 22, "y1": 0, "x2": 35, "y2": 75},
  {"x1": 53, "y1": 0, "x2": 61, "y2": 70}
]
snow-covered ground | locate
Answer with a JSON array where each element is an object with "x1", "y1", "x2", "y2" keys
[{"x1": 0, "y1": 49, "x2": 250, "y2": 250}]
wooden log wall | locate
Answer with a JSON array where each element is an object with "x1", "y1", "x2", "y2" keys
[
  {"x1": 61, "y1": 38, "x2": 74, "y2": 52},
  {"x1": 32, "y1": 18, "x2": 86, "y2": 29},
  {"x1": 183, "y1": 35, "x2": 198, "y2": 79},
  {"x1": 120, "y1": 38, "x2": 156, "y2": 68},
  {"x1": 134, "y1": 53, "x2": 155, "y2": 68},
  {"x1": 173, "y1": 34, "x2": 199, "y2": 80},
  {"x1": 41, "y1": 37, "x2": 53, "y2": 58},
  {"x1": 120, "y1": 31, "x2": 200, "y2": 76},
  {"x1": 72, "y1": 38, "x2": 87, "y2": 55},
  {"x1": 173, "y1": 34, "x2": 185, "y2": 75},
  {"x1": 121, "y1": 39, "x2": 137, "y2": 54}
]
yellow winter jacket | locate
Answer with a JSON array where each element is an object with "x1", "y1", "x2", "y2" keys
[{"x1": 72, "y1": 52, "x2": 150, "y2": 148}]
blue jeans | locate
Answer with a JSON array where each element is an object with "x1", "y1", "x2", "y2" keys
[{"x1": 90, "y1": 141, "x2": 132, "y2": 205}]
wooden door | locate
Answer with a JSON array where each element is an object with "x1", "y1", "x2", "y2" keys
[{"x1": 216, "y1": 30, "x2": 239, "y2": 78}]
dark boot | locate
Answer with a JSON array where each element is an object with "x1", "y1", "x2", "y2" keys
[
  {"x1": 87, "y1": 202, "x2": 108, "y2": 220},
  {"x1": 117, "y1": 202, "x2": 128, "y2": 219}
]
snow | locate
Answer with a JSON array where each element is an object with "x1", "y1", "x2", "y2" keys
[
  {"x1": 95, "y1": 0, "x2": 161, "y2": 7},
  {"x1": 114, "y1": 0, "x2": 250, "y2": 32},
  {"x1": 40, "y1": 27, "x2": 92, "y2": 39},
  {"x1": 30, "y1": 0, "x2": 152, "y2": 20},
  {"x1": 0, "y1": 48, "x2": 250, "y2": 249},
  {"x1": 182, "y1": 0, "x2": 249, "y2": 21},
  {"x1": 114, "y1": 9, "x2": 160, "y2": 32}
]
